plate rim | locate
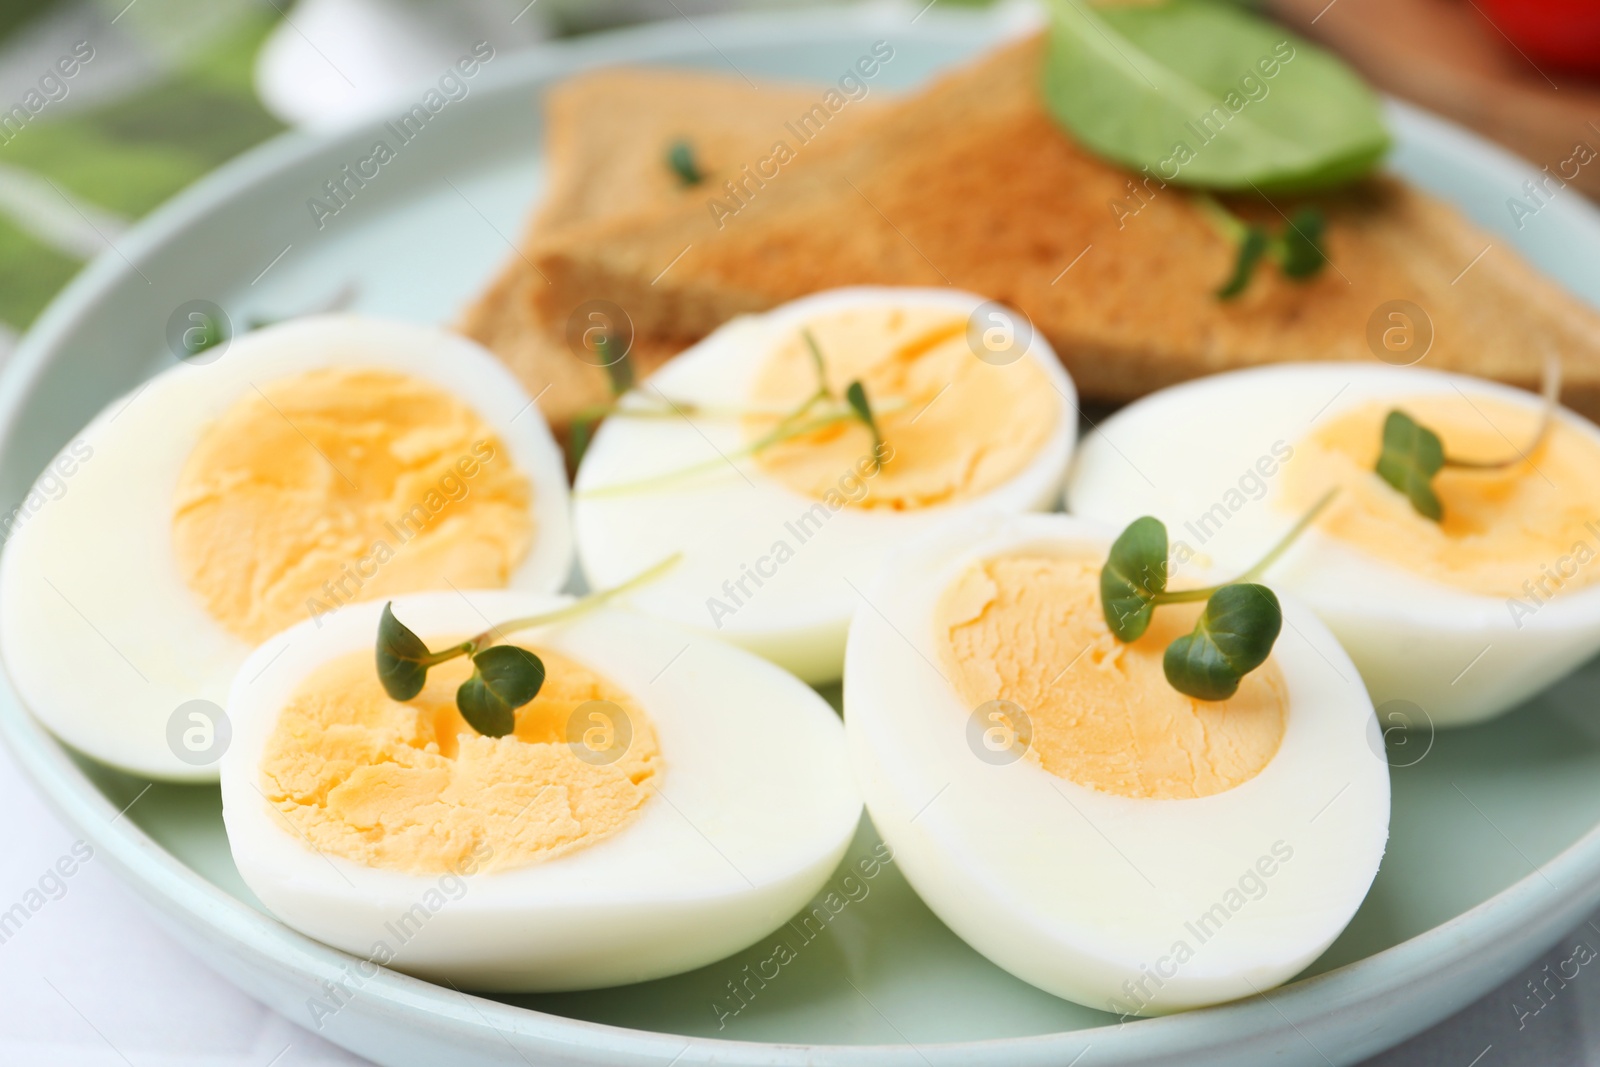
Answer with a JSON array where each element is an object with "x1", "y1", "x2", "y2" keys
[{"x1": 3, "y1": 6, "x2": 1600, "y2": 1065}]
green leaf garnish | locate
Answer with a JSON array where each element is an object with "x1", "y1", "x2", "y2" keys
[
  {"x1": 666, "y1": 139, "x2": 704, "y2": 186},
  {"x1": 1279, "y1": 207, "x2": 1328, "y2": 278},
  {"x1": 1201, "y1": 195, "x2": 1328, "y2": 299},
  {"x1": 1040, "y1": 0, "x2": 1388, "y2": 192},
  {"x1": 1217, "y1": 226, "x2": 1271, "y2": 300},
  {"x1": 1374, "y1": 355, "x2": 1561, "y2": 522},
  {"x1": 845, "y1": 379, "x2": 884, "y2": 473},
  {"x1": 565, "y1": 334, "x2": 636, "y2": 470},
  {"x1": 578, "y1": 331, "x2": 898, "y2": 496},
  {"x1": 566, "y1": 416, "x2": 597, "y2": 472},
  {"x1": 599, "y1": 334, "x2": 633, "y2": 393},
  {"x1": 374, "y1": 553, "x2": 680, "y2": 735},
  {"x1": 1100, "y1": 516, "x2": 1169, "y2": 641},
  {"x1": 376, "y1": 602, "x2": 436, "y2": 701},
  {"x1": 802, "y1": 328, "x2": 829, "y2": 393},
  {"x1": 1099, "y1": 489, "x2": 1336, "y2": 700},
  {"x1": 1163, "y1": 584, "x2": 1282, "y2": 701},
  {"x1": 845, "y1": 379, "x2": 874, "y2": 425},
  {"x1": 456, "y1": 646, "x2": 546, "y2": 738},
  {"x1": 1375, "y1": 410, "x2": 1444, "y2": 521},
  {"x1": 764, "y1": 328, "x2": 834, "y2": 440}
]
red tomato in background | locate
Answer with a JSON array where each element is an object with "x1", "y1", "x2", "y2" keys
[{"x1": 1477, "y1": 0, "x2": 1600, "y2": 75}]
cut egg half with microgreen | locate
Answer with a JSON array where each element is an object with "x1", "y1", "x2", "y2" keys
[
  {"x1": 573, "y1": 287, "x2": 1077, "y2": 683},
  {"x1": 1067, "y1": 362, "x2": 1600, "y2": 727},
  {"x1": 0, "y1": 315, "x2": 572, "y2": 782},
  {"x1": 219, "y1": 589, "x2": 861, "y2": 990},
  {"x1": 844, "y1": 511, "x2": 1387, "y2": 1014}
]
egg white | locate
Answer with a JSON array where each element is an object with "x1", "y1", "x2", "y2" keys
[
  {"x1": 573, "y1": 286, "x2": 1078, "y2": 684},
  {"x1": 0, "y1": 315, "x2": 572, "y2": 782},
  {"x1": 844, "y1": 511, "x2": 1388, "y2": 1013},
  {"x1": 1066, "y1": 363, "x2": 1600, "y2": 726},
  {"x1": 220, "y1": 590, "x2": 861, "y2": 991}
]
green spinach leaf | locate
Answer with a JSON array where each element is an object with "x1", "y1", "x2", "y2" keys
[{"x1": 1041, "y1": 0, "x2": 1388, "y2": 191}]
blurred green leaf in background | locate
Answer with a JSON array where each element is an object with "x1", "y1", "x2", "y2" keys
[
  {"x1": 0, "y1": 0, "x2": 962, "y2": 343},
  {"x1": 0, "y1": 0, "x2": 283, "y2": 335}
]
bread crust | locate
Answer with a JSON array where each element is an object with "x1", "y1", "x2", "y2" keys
[
  {"x1": 457, "y1": 66, "x2": 869, "y2": 435},
  {"x1": 526, "y1": 37, "x2": 1600, "y2": 422}
]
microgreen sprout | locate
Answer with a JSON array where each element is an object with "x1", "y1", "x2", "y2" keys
[
  {"x1": 666, "y1": 139, "x2": 704, "y2": 186},
  {"x1": 845, "y1": 380, "x2": 883, "y2": 474},
  {"x1": 1376, "y1": 355, "x2": 1561, "y2": 522},
  {"x1": 793, "y1": 328, "x2": 836, "y2": 414},
  {"x1": 1196, "y1": 194, "x2": 1328, "y2": 300},
  {"x1": 375, "y1": 553, "x2": 680, "y2": 736},
  {"x1": 1100, "y1": 489, "x2": 1337, "y2": 700},
  {"x1": 566, "y1": 333, "x2": 636, "y2": 469},
  {"x1": 577, "y1": 328, "x2": 892, "y2": 496},
  {"x1": 601, "y1": 335, "x2": 635, "y2": 394}
]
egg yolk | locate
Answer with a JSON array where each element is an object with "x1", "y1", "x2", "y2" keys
[
  {"x1": 1280, "y1": 396, "x2": 1600, "y2": 598},
  {"x1": 260, "y1": 642, "x2": 661, "y2": 874},
  {"x1": 936, "y1": 552, "x2": 1287, "y2": 799},
  {"x1": 172, "y1": 368, "x2": 535, "y2": 644},
  {"x1": 745, "y1": 307, "x2": 1057, "y2": 509}
]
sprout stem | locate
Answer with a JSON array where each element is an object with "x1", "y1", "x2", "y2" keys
[
  {"x1": 469, "y1": 553, "x2": 682, "y2": 650},
  {"x1": 1441, "y1": 354, "x2": 1562, "y2": 471},
  {"x1": 1154, "y1": 487, "x2": 1339, "y2": 604}
]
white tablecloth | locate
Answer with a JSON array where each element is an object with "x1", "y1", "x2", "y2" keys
[{"x1": 0, "y1": 736, "x2": 1592, "y2": 1066}]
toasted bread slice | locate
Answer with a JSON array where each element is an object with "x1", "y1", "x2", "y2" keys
[
  {"x1": 458, "y1": 253, "x2": 678, "y2": 433},
  {"x1": 458, "y1": 68, "x2": 862, "y2": 435},
  {"x1": 529, "y1": 67, "x2": 845, "y2": 244},
  {"x1": 529, "y1": 36, "x2": 1600, "y2": 421}
]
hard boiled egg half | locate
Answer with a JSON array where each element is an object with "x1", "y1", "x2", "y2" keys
[
  {"x1": 220, "y1": 590, "x2": 861, "y2": 990},
  {"x1": 1068, "y1": 363, "x2": 1600, "y2": 727},
  {"x1": 0, "y1": 315, "x2": 572, "y2": 782},
  {"x1": 844, "y1": 512, "x2": 1387, "y2": 1013},
  {"x1": 574, "y1": 287, "x2": 1077, "y2": 684}
]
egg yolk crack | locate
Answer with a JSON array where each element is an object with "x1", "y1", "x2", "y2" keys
[
  {"x1": 936, "y1": 552, "x2": 1286, "y2": 799},
  {"x1": 1282, "y1": 395, "x2": 1600, "y2": 598},
  {"x1": 172, "y1": 368, "x2": 536, "y2": 644},
  {"x1": 745, "y1": 307, "x2": 1057, "y2": 509},
  {"x1": 260, "y1": 643, "x2": 660, "y2": 874}
]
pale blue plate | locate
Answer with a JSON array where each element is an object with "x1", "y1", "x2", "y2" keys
[{"x1": 4, "y1": 6, "x2": 1600, "y2": 1065}]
